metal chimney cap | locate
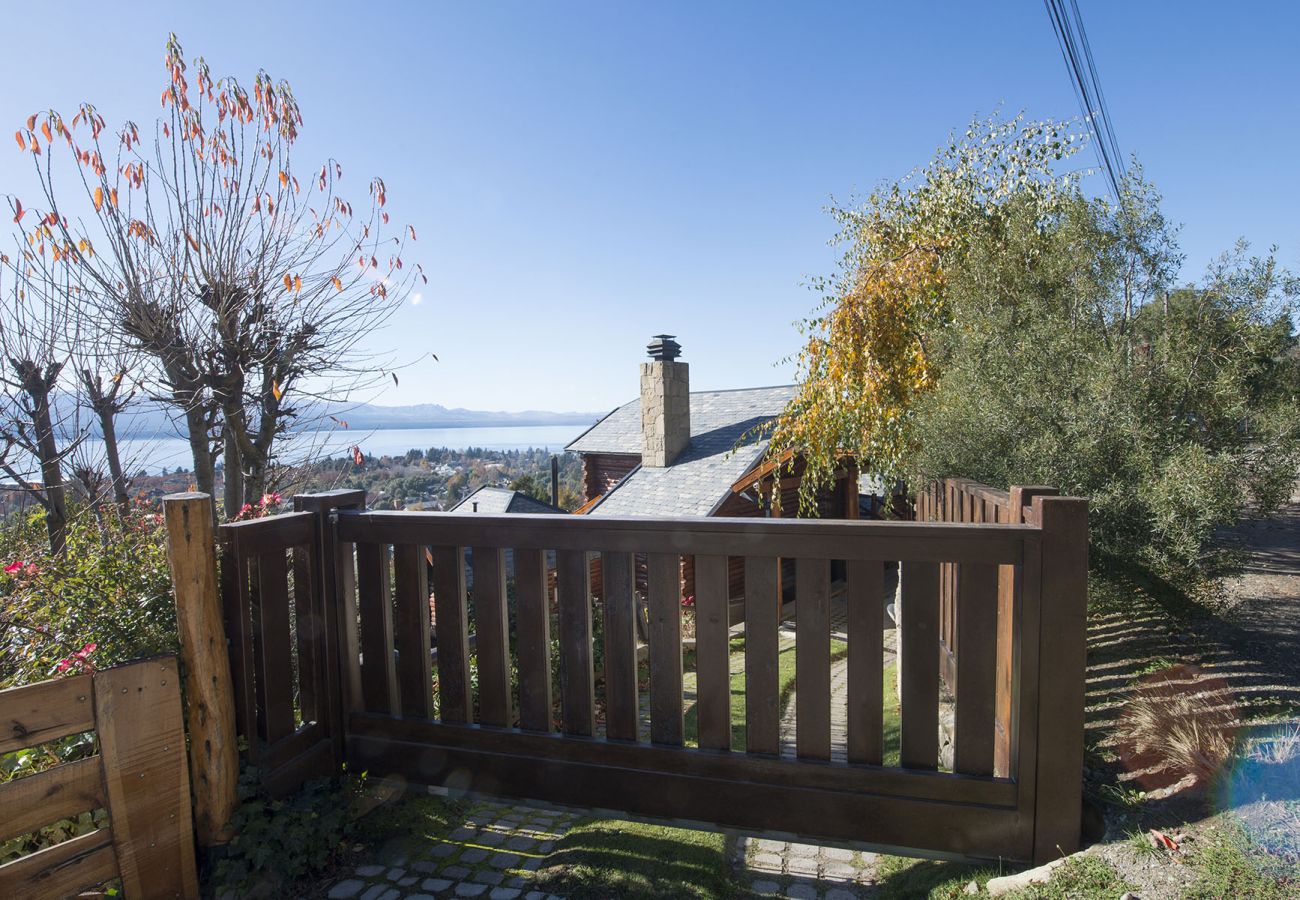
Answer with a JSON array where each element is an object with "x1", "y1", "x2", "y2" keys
[{"x1": 646, "y1": 334, "x2": 682, "y2": 361}]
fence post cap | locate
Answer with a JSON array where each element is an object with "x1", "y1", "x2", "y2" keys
[{"x1": 162, "y1": 491, "x2": 212, "y2": 503}]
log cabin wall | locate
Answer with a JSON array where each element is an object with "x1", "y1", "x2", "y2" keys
[{"x1": 581, "y1": 452, "x2": 641, "y2": 504}]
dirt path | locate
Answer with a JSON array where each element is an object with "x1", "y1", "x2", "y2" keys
[{"x1": 1219, "y1": 479, "x2": 1300, "y2": 684}]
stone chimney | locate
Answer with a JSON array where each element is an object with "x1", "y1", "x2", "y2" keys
[{"x1": 641, "y1": 335, "x2": 690, "y2": 467}]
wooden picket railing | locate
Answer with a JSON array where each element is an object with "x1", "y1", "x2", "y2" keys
[
  {"x1": 0, "y1": 656, "x2": 199, "y2": 898},
  {"x1": 914, "y1": 479, "x2": 1065, "y2": 776},
  {"x1": 212, "y1": 487, "x2": 1088, "y2": 864}
]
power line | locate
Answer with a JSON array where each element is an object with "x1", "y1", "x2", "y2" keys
[{"x1": 1044, "y1": 0, "x2": 1126, "y2": 199}]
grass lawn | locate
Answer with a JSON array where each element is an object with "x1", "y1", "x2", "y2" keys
[{"x1": 531, "y1": 818, "x2": 740, "y2": 900}]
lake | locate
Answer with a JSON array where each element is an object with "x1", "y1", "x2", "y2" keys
[{"x1": 103, "y1": 424, "x2": 592, "y2": 475}]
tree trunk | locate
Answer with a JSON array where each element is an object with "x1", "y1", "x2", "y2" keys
[
  {"x1": 96, "y1": 401, "x2": 131, "y2": 507},
  {"x1": 222, "y1": 421, "x2": 244, "y2": 518},
  {"x1": 28, "y1": 381, "x2": 68, "y2": 555}
]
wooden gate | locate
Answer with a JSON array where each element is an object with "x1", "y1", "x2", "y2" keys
[
  {"x1": 222, "y1": 489, "x2": 1088, "y2": 864},
  {"x1": 0, "y1": 656, "x2": 199, "y2": 898}
]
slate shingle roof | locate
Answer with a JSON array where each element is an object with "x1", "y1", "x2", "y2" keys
[
  {"x1": 450, "y1": 486, "x2": 566, "y2": 515},
  {"x1": 566, "y1": 385, "x2": 796, "y2": 518}
]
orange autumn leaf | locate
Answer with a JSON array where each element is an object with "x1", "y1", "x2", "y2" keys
[
  {"x1": 278, "y1": 170, "x2": 288, "y2": 187},
  {"x1": 282, "y1": 273, "x2": 292, "y2": 292},
  {"x1": 40, "y1": 121, "x2": 52, "y2": 142},
  {"x1": 12, "y1": 199, "x2": 24, "y2": 224},
  {"x1": 272, "y1": 381, "x2": 283, "y2": 402},
  {"x1": 109, "y1": 188, "x2": 119, "y2": 208},
  {"x1": 331, "y1": 276, "x2": 343, "y2": 292},
  {"x1": 13, "y1": 130, "x2": 23, "y2": 150},
  {"x1": 409, "y1": 225, "x2": 417, "y2": 241},
  {"x1": 25, "y1": 114, "x2": 35, "y2": 131},
  {"x1": 293, "y1": 274, "x2": 302, "y2": 294},
  {"x1": 93, "y1": 186, "x2": 104, "y2": 211},
  {"x1": 185, "y1": 232, "x2": 199, "y2": 252}
]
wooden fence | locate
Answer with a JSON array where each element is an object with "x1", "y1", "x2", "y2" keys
[
  {"x1": 212, "y1": 488, "x2": 1089, "y2": 864},
  {"x1": 0, "y1": 656, "x2": 199, "y2": 899}
]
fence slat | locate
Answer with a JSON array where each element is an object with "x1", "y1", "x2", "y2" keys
[
  {"x1": 602, "y1": 551, "x2": 639, "y2": 741},
  {"x1": 472, "y1": 547, "x2": 512, "y2": 727},
  {"x1": 292, "y1": 544, "x2": 320, "y2": 727},
  {"x1": 694, "y1": 554, "x2": 731, "y2": 751},
  {"x1": 356, "y1": 542, "x2": 397, "y2": 715},
  {"x1": 955, "y1": 562, "x2": 999, "y2": 776},
  {"x1": 430, "y1": 545, "x2": 471, "y2": 724},
  {"x1": 515, "y1": 548, "x2": 553, "y2": 732},
  {"x1": 846, "y1": 559, "x2": 884, "y2": 765},
  {"x1": 94, "y1": 657, "x2": 200, "y2": 898},
  {"x1": 557, "y1": 549, "x2": 595, "y2": 736},
  {"x1": 0, "y1": 756, "x2": 105, "y2": 844},
  {"x1": 257, "y1": 548, "x2": 296, "y2": 744},
  {"x1": 796, "y1": 558, "x2": 831, "y2": 760},
  {"x1": 900, "y1": 560, "x2": 940, "y2": 770},
  {"x1": 0, "y1": 674, "x2": 93, "y2": 754},
  {"x1": 219, "y1": 540, "x2": 259, "y2": 760},
  {"x1": 394, "y1": 543, "x2": 433, "y2": 719},
  {"x1": 745, "y1": 556, "x2": 781, "y2": 755},
  {"x1": 648, "y1": 553, "x2": 683, "y2": 746},
  {"x1": 0, "y1": 827, "x2": 117, "y2": 900}
]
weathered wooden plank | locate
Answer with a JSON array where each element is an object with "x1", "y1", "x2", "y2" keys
[
  {"x1": 163, "y1": 492, "x2": 240, "y2": 847},
  {"x1": 954, "y1": 562, "x2": 999, "y2": 776},
  {"x1": 393, "y1": 543, "x2": 433, "y2": 719},
  {"x1": 336, "y1": 512, "x2": 1032, "y2": 565},
  {"x1": 647, "y1": 553, "x2": 683, "y2": 746},
  {"x1": 93, "y1": 657, "x2": 199, "y2": 898},
  {"x1": 0, "y1": 674, "x2": 93, "y2": 754},
  {"x1": 472, "y1": 547, "x2": 512, "y2": 727},
  {"x1": 0, "y1": 827, "x2": 117, "y2": 899},
  {"x1": 430, "y1": 545, "x2": 472, "y2": 724},
  {"x1": 900, "y1": 560, "x2": 940, "y2": 771},
  {"x1": 514, "y1": 548, "x2": 553, "y2": 732},
  {"x1": 694, "y1": 554, "x2": 731, "y2": 751},
  {"x1": 356, "y1": 542, "x2": 398, "y2": 715},
  {"x1": 601, "y1": 551, "x2": 638, "y2": 741},
  {"x1": 795, "y1": 558, "x2": 831, "y2": 760},
  {"x1": 256, "y1": 548, "x2": 296, "y2": 744},
  {"x1": 0, "y1": 755, "x2": 106, "y2": 844},
  {"x1": 744, "y1": 556, "x2": 781, "y2": 756},
  {"x1": 557, "y1": 549, "x2": 595, "y2": 736},
  {"x1": 846, "y1": 559, "x2": 884, "y2": 765}
]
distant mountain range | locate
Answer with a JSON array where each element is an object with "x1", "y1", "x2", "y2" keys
[{"x1": 63, "y1": 397, "x2": 604, "y2": 438}]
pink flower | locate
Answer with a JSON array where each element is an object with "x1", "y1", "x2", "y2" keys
[
  {"x1": 23, "y1": 563, "x2": 39, "y2": 576},
  {"x1": 4, "y1": 560, "x2": 24, "y2": 574},
  {"x1": 56, "y1": 657, "x2": 74, "y2": 672},
  {"x1": 260, "y1": 491, "x2": 283, "y2": 507}
]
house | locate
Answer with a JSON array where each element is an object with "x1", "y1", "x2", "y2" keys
[
  {"x1": 450, "y1": 485, "x2": 566, "y2": 516},
  {"x1": 566, "y1": 335, "x2": 862, "y2": 619}
]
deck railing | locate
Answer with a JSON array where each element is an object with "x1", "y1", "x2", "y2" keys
[{"x1": 216, "y1": 488, "x2": 1088, "y2": 864}]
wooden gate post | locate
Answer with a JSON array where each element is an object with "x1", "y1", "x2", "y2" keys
[
  {"x1": 1030, "y1": 494, "x2": 1088, "y2": 863},
  {"x1": 163, "y1": 492, "x2": 239, "y2": 847}
]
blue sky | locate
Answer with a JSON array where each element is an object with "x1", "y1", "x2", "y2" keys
[{"x1": 2, "y1": 1, "x2": 1296, "y2": 412}]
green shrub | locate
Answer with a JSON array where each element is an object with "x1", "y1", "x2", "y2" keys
[
  {"x1": 0, "y1": 501, "x2": 176, "y2": 687},
  {"x1": 214, "y1": 768, "x2": 367, "y2": 895}
]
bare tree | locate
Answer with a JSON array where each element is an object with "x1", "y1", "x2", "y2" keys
[
  {"x1": 0, "y1": 235, "x2": 79, "y2": 553},
  {"x1": 15, "y1": 34, "x2": 423, "y2": 519}
]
